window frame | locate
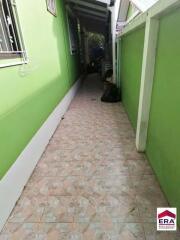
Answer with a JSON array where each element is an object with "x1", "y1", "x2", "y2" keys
[
  {"x1": 0, "y1": 0, "x2": 28, "y2": 68},
  {"x1": 66, "y1": 9, "x2": 78, "y2": 55}
]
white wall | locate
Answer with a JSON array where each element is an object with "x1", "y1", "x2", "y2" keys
[{"x1": 109, "y1": 0, "x2": 121, "y2": 83}]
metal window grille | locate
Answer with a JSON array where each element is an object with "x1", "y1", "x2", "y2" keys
[
  {"x1": 0, "y1": 0, "x2": 25, "y2": 57},
  {"x1": 67, "y1": 13, "x2": 78, "y2": 55}
]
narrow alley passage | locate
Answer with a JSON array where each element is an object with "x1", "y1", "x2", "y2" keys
[{"x1": 0, "y1": 75, "x2": 177, "y2": 240}]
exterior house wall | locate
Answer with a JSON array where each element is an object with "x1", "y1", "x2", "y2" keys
[
  {"x1": 146, "y1": 8, "x2": 180, "y2": 225},
  {"x1": 120, "y1": 26, "x2": 145, "y2": 129},
  {"x1": 0, "y1": 0, "x2": 80, "y2": 179},
  {"x1": 118, "y1": 1, "x2": 180, "y2": 226},
  {"x1": 126, "y1": 2, "x2": 137, "y2": 20}
]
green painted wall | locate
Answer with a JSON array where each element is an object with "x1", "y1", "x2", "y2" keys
[
  {"x1": 126, "y1": 3, "x2": 137, "y2": 20},
  {"x1": 146, "y1": 9, "x2": 180, "y2": 225},
  {"x1": 0, "y1": 0, "x2": 80, "y2": 179},
  {"x1": 120, "y1": 26, "x2": 145, "y2": 129}
]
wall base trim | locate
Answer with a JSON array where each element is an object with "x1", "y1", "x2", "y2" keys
[{"x1": 0, "y1": 77, "x2": 82, "y2": 232}]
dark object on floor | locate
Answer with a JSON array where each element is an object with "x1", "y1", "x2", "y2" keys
[{"x1": 101, "y1": 82, "x2": 121, "y2": 103}]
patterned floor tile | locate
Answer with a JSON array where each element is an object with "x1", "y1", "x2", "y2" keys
[
  {"x1": 144, "y1": 223, "x2": 180, "y2": 240},
  {"x1": 0, "y1": 74, "x2": 173, "y2": 239},
  {"x1": 0, "y1": 223, "x2": 39, "y2": 240},
  {"x1": 8, "y1": 194, "x2": 46, "y2": 223}
]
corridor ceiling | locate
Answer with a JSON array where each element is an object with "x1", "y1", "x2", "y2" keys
[{"x1": 66, "y1": 0, "x2": 113, "y2": 34}]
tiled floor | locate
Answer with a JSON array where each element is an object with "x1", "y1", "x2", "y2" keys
[{"x1": 0, "y1": 74, "x2": 179, "y2": 239}]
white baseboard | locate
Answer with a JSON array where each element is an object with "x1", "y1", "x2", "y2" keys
[{"x1": 0, "y1": 77, "x2": 82, "y2": 232}]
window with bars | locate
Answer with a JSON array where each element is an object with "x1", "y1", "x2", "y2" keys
[
  {"x1": 0, "y1": 0, "x2": 25, "y2": 58},
  {"x1": 67, "y1": 13, "x2": 78, "y2": 55}
]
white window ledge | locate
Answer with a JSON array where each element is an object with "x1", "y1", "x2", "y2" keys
[{"x1": 0, "y1": 57, "x2": 28, "y2": 68}]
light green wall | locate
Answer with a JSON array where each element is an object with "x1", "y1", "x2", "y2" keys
[
  {"x1": 126, "y1": 3, "x2": 136, "y2": 20},
  {"x1": 146, "y1": 9, "x2": 180, "y2": 225},
  {"x1": 120, "y1": 26, "x2": 145, "y2": 129},
  {"x1": 0, "y1": 0, "x2": 80, "y2": 178}
]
